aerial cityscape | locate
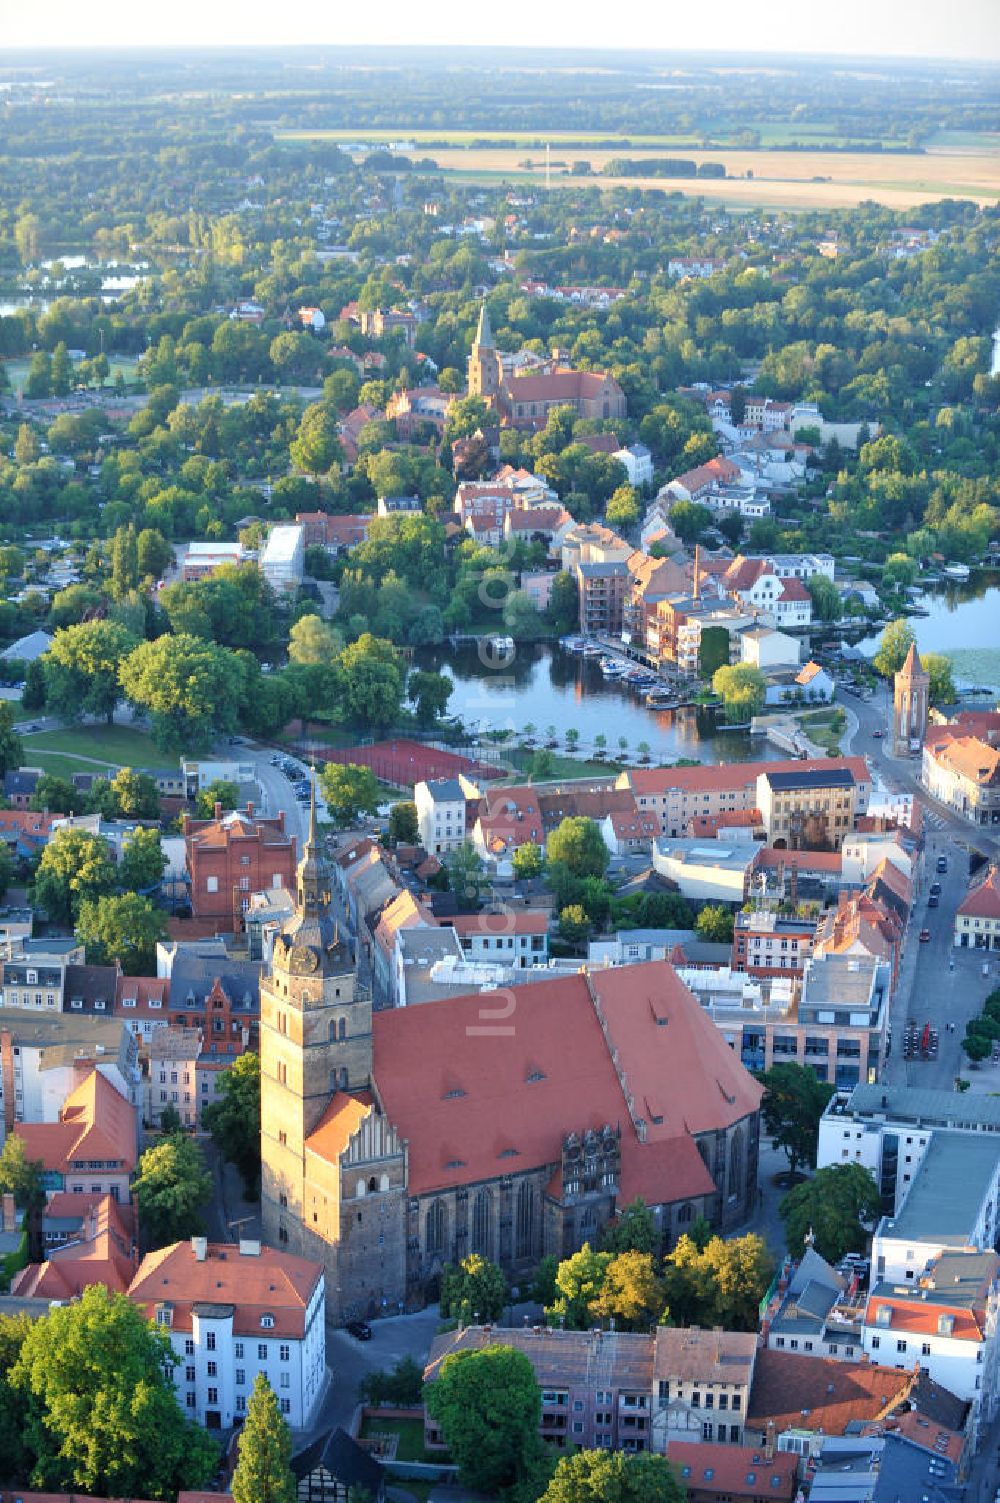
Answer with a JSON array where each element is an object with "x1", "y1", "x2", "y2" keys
[{"x1": 0, "y1": 26, "x2": 999, "y2": 1503}]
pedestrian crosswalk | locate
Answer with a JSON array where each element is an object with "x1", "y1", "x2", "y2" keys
[{"x1": 924, "y1": 811, "x2": 947, "y2": 830}]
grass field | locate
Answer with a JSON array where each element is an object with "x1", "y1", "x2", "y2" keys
[
  {"x1": 1, "y1": 355, "x2": 138, "y2": 395},
  {"x1": 24, "y1": 724, "x2": 160, "y2": 769},
  {"x1": 399, "y1": 144, "x2": 1000, "y2": 210},
  {"x1": 279, "y1": 125, "x2": 954, "y2": 150}
]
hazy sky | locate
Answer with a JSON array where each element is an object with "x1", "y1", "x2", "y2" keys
[{"x1": 4, "y1": 0, "x2": 999, "y2": 59}]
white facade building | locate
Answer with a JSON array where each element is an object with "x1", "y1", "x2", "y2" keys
[
  {"x1": 415, "y1": 777, "x2": 468, "y2": 856},
  {"x1": 612, "y1": 443, "x2": 654, "y2": 489},
  {"x1": 260, "y1": 525, "x2": 305, "y2": 594},
  {"x1": 129, "y1": 1238, "x2": 326, "y2": 1431}
]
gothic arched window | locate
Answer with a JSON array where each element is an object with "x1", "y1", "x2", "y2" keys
[
  {"x1": 515, "y1": 1180, "x2": 534, "y2": 1260},
  {"x1": 728, "y1": 1126, "x2": 745, "y2": 1201},
  {"x1": 471, "y1": 1190, "x2": 492, "y2": 1258},
  {"x1": 426, "y1": 1199, "x2": 446, "y2": 1257}
]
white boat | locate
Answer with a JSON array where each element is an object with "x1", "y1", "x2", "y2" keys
[
  {"x1": 582, "y1": 643, "x2": 603, "y2": 657},
  {"x1": 561, "y1": 636, "x2": 586, "y2": 653},
  {"x1": 487, "y1": 634, "x2": 515, "y2": 652},
  {"x1": 943, "y1": 563, "x2": 971, "y2": 580},
  {"x1": 600, "y1": 658, "x2": 626, "y2": 678}
]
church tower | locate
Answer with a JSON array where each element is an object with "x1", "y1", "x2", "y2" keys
[
  {"x1": 466, "y1": 300, "x2": 502, "y2": 407},
  {"x1": 893, "y1": 642, "x2": 930, "y2": 755},
  {"x1": 260, "y1": 781, "x2": 371, "y2": 1251}
]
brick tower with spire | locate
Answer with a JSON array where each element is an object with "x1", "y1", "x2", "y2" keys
[
  {"x1": 466, "y1": 300, "x2": 502, "y2": 407},
  {"x1": 893, "y1": 641, "x2": 930, "y2": 755}
]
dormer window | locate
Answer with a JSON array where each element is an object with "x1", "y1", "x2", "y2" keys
[
  {"x1": 261, "y1": 1313, "x2": 275, "y2": 1329},
  {"x1": 122, "y1": 997, "x2": 137, "y2": 1009}
]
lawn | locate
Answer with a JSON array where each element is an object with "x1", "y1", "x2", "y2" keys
[
  {"x1": 507, "y1": 748, "x2": 622, "y2": 781},
  {"x1": 358, "y1": 1415, "x2": 444, "y2": 1463},
  {"x1": 24, "y1": 724, "x2": 162, "y2": 769},
  {"x1": 796, "y1": 706, "x2": 847, "y2": 755},
  {"x1": 2, "y1": 354, "x2": 138, "y2": 395}
]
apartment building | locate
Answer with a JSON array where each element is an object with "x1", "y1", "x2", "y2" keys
[
  {"x1": 415, "y1": 777, "x2": 468, "y2": 856},
  {"x1": 755, "y1": 766, "x2": 860, "y2": 850},
  {"x1": 954, "y1": 866, "x2": 1000, "y2": 950},
  {"x1": 862, "y1": 1250, "x2": 1000, "y2": 1409},
  {"x1": 0, "y1": 1010, "x2": 139, "y2": 1137},
  {"x1": 871, "y1": 1133, "x2": 1000, "y2": 1287},
  {"x1": 183, "y1": 803, "x2": 297, "y2": 929},
  {"x1": 731, "y1": 911, "x2": 815, "y2": 978},
  {"x1": 617, "y1": 757, "x2": 871, "y2": 842},
  {"x1": 923, "y1": 728, "x2": 1000, "y2": 827},
  {"x1": 678, "y1": 949, "x2": 887, "y2": 1086},
  {"x1": 16, "y1": 1068, "x2": 137, "y2": 1202},
  {"x1": 128, "y1": 1237, "x2": 326, "y2": 1430},
  {"x1": 425, "y1": 1324, "x2": 756, "y2": 1456},
  {"x1": 450, "y1": 909, "x2": 549, "y2": 968}
]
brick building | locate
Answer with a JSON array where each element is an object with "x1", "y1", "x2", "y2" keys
[
  {"x1": 183, "y1": 803, "x2": 297, "y2": 930},
  {"x1": 261, "y1": 796, "x2": 763, "y2": 1322}
]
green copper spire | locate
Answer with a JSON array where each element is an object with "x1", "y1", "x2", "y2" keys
[{"x1": 475, "y1": 300, "x2": 494, "y2": 349}]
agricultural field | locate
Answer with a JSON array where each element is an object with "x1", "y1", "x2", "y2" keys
[
  {"x1": 403, "y1": 145, "x2": 1000, "y2": 210},
  {"x1": 279, "y1": 129, "x2": 1000, "y2": 208}
]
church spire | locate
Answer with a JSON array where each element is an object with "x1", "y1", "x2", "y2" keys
[
  {"x1": 474, "y1": 299, "x2": 494, "y2": 349},
  {"x1": 295, "y1": 768, "x2": 328, "y2": 918}
]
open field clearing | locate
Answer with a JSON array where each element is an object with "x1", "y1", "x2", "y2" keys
[
  {"x1": 278, "y1": 131, "x2": 1000, "y2": 208},
  {"x1": 401, "y1": 145, "x2": 1000, "y2": 209}
]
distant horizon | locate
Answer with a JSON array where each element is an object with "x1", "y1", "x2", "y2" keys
[{"x1": 3, "y1": 3, "x2": 1000, "y2": 64}]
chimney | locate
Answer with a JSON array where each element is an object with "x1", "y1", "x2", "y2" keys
[
  {"x1": 214, "y1": 801, "x2": 222, "y2": 820},
  {"x1": 239, "y1": 1238, "x2": 261, "y2": 1257},
  {"x1": 1, "y1": 1192, "x2": 15, "y2": 1233},
  {"x1": 765, "y1": 1419, "x2": 776, "y2": 1460},
  {"x1": 246, "y1": 801, "x2": 254, "y2": 819},
  {"x1": 191, "y1": 1236, "x2": 207, "y2": 1261}
]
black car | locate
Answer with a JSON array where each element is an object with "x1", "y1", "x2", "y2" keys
[
  {"x1": 937, "y1": 856, "x2": 948, "y2": 873},
  {"x1": 346, "y1": 1319, "x2": 372, "y2": 1340},
  {"x1": 928, "y1": 894, "x2": 939, "y2": 907},
  {"x1": 930, "y1": 882, "x2": 942, "y2": 896}
]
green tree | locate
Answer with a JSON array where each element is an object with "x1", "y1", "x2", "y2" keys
[
  {"x1": 872, "y1": 618, "x2": 916, "y2": 679},
  {"x1": 133, "y1": 1133, "x2": 212, "y2": 1248},
  {"x1": 807, "y1": 573, "x2": 843, "y2": 623},
  {"x1": 0, "y1": 704, "x2": 23, "y2": 778},
  {"x1": 548, "y1": 1243, "x2": 612, "y2": 1329},
  {"x1": 779, "y1": 1162, "x2": 880, "y2": 1263},
  {"x1": 0, "y1": 1310, "x2": 34, "y2": 1480},
  {"x1": 28, "y1": 773, "x2": 77, "y2": 815},
  {"x1": 512, "y1": 842, "x2": 544, "y2": 880},
  {"x1": 601, "y1": 1197, "x2": 658, "y2": 1256},
  {"x1": 110, "y1": 524, "x2": 140, "y2": 602},
  {"x1": 661, "y1": 1232, "x2": 772, "y2": 1331},
  {"x1": 339, "y1": 634, "x2": 404, "y2": 732},
  {"x1": 231, "y1": 1374, "x2": 295, "y2": 1503},
  {"x1": 289, "y1": 402, "x2": 343, "y2": 475},
  {"x1": 606, "y1": 484, "x2": 641, "y2": 528},
  {"x1": 408, "y1": 669, "x2": 453, "y2": 726},
  {"x1": 667, "y1": 500, "x2": 713, "y2": 546},
  {"x1": 503, "y1": 589, "x2": 546, "y2": 640},
  {"x1": 319, "y1": 762, "x2": 380, "y2": 825},
  {"x1": 445, "y1": 841, "x2": 488, "y2": 907},
  {"x1": 923, "y1": 651, "x2": 956, "y2": 707},
  {"x1": 108, "y1": 766, "x2": 161, "y2": 818},
  {"x1": 546, "y1": 816, "x2": 609, "y2": 879},
  {"x1": 388, "y1": 800, "x2": 419, "y2": 845},
  {"x1": 137, "y1": 528, "x2": 174, "y2": 580},
  {"x1": 712, "y1": 663, "x2": 766, "y2": 725},
  {"x1": 42, "y1": 621, "x2": 139, "y2": 724},
  {"x1": 31, "y1": 828, "x2": 116, "y2": 923},
  {"x1": 288, "y1": 613, "x2": 343, "y2": 666},
  {"x1": 119, "y1": 826, "x2": 167, "y2": 892},
  {"x1": 77, "y1": 893, "x2": 167, "y2": 974},
  {"x1": 14, "y1": 423, "x2": 39, "y2": 465},
  {"x1": 547, "y1": 572, "x2": 579, "y2": 634},
  {"x1": 194, "y1": 778, "x2": 240, "y2": 819},
  {"x1": 440, "y1": 1254, "x2": 508, "y2": 1325},
  {"x1": 203, "y1": 1052, "x2": 261, "y2": 1198},
  {"x1": 425, "y1": 1346, "x2": 547, "y2": 1495},
  {"x1": 558, "y1": 904, "x2": 590, "y2": 945},
  {"x1": 694, "y1": 904, "x2": 734, "y2": 943},
  {"x1": 698, "y1": 625, "x2": 731, "y2": 680},
  {"x1": 589, "y1": 1251, "x2": 665, "y2": 1331},
  {"x1": 759, "y1": 1062, "x2": 835, "y2": 1176},
  {"x1": 540, "y1": 1449, "x2": 685, "y2": 1503},
  {"x1": 0, "y1": 1134, "x2": 46, "y2": 1262},
  {"x1": 120, "y1": 634, "x2": 245, "y2": 753},
  {"x1": 10, "y1": 1285, "x2": 217, "y2": 1499}
]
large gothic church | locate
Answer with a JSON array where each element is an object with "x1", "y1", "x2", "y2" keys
[{"x1": 261, "y1": 793, "x2": 763, "y2": 1322}]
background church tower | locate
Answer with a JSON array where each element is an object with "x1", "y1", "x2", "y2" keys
[
  {"x1": 260, "y1": 783, "x2": 371, "y2": 1251},
  {"x1": 466, "y1": 300, "x2": 501, "y2": 406},
  {"x1": 893, "y1": 641, "x2": 930, "y2": 755}
]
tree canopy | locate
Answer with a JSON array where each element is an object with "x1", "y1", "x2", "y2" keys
[{"x1": 779, "y1": 1162, "x2": 881, "y2": 1263}]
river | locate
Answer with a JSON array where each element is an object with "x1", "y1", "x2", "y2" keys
[
  {"x1": 852, "y1": 572, "x2": 1000, "y2": 689},
  {"x1": 415, "y1": 642, "x2": 757, "y2": 765}
]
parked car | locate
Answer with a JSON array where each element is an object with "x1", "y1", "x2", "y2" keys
[
  {"x1": 346, "y1": 1320, "x2": 372, "y2": 1340},
  {"x1": 919, "y1": 928, "x2": 931, "y2": 942},
  {"x1": 872, "y1": 729, "x2": 884, "y2": 739},
  {"x1": 928, "y1": 895, "x2": 939, "y2": 907}
]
